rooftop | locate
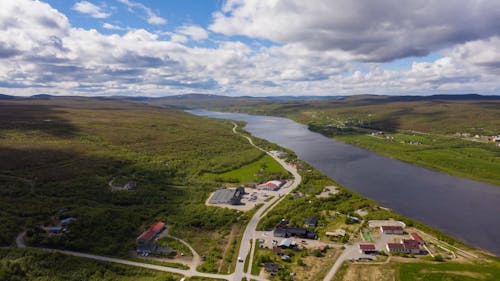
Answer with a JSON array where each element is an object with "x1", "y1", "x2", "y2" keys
[
  {"x1": 137, "y1": 221, "x2": 165, "y2": 242},
  {"x1": 359, "y1": 244, "x2": 376, "y2": 250}
]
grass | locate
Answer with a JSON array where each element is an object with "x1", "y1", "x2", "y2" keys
[
  {"x1": 0, "y1": 247, "x2": 182, "y2": 281},
  {"x1": 202, "y1": 154, "x2": 288, "y2": 185},
  {"x1": 161, "y1": 94, "x2": 500, "y2": 187},
  {"x1": 335, "y1": 132, "x2": 500, "y2": 186},
  {"x1": 0, "y1": 98, "x2": 280, "y2": 273},
  {"x1": 333, "y1": 260, "x2": 500, "y2": 281}
]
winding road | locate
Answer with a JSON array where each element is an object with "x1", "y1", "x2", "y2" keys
[
  {"x1": 15, "y1": 123, "x2": 302, "y2": 281},
  {"x1": 231, "y1": 122, "x2": 302, "y2": 281}
]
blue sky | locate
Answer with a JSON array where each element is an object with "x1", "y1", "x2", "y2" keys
[{"x1": 1, "y1": 0, "x2": 499, "y2": 96}]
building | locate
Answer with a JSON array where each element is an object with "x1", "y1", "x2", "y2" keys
[
  {"x1": 278, "y1": 238, "x2": 296, "y2": 248},
  {"x1": 136, "y1": 221, "x2": 166, "y2": 246},
  {"x1": 60, "y1": 217, "x2": 76, "y2": 227},
  {"x1": 402, "y1": 239, "x2": 420, "y2": 254},
  {"x1": 386, "y1": 240, "x2": 420, "y2": 254},
  {"x1": 386, "y1": 243, "x2": 406, "y2": 253},
  {"x1": 209, "y1": 187, "x2": 245, "y2": 205},
  {"x1": 359, "y1": 244, "x2": 377, "y2": 254},
  {"x1": 274, "y1": 227, "x2": 316, "y2": 239},
  {"x1": 256, "y1": 180, "x2": 285, "y2": 191},
  {"x1": 410, "y1": 232, "x2": 425, "y2": 245},
  {"x1": 304, "y1": 217, "x2": 318, "y2": 227},
  {"x1": 264, "y1": 262, "x2": 282, "y2": 273},
  {"x1": 270, "y1": 150, "x2": 289, "y2": 158},
  {"x1": 272, "y1": 246, "x2": 282, "y2": 255},
  {"x1": 325, "y1": 229, "x2": 346, "y2": 238},
  {"x1": 380, "y1": 225, "x2": 404, "y2": 235}
]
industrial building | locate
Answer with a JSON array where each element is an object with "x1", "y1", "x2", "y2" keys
[{"x1": 209, "y1": 187, "x2": 245, "y2": 205}]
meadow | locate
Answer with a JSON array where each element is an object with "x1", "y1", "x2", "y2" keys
[
  {"x1": 156, "y1": 94, "x2": 500, "y2": 187},
  {"x1": 0, "y1": 98, "x2": 281, "y2": 273}
]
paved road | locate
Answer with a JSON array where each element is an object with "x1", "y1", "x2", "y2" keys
[
  {"x1": 323, "y1": 244, "x2": 358, "y2": 281},
  {"x1": 13, "y1": 123, "x2": 297, "y2": 281},
  {"x1": 231, "y1": 122, "x2": 302, "y2": 281}
]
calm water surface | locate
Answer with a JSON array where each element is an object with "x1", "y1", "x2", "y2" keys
[{"x1": 188, "y1": 110, "x2": 500, "y2": 255}]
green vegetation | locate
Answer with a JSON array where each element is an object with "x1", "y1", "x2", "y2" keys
[
  {"x1": 159, "y1": 94, "x2": 500, "y2": 187},
  {"x1": 0, "y1": 98, "x2": 284, "y2": 273},
  {"x1": 155, "y1": 237, "x2": 192, "y2": 257},
  {"x1": 335, "y1": 132, "x2": 500, "y2": 186},
  {"x1": 399, "y1": 261, "x2": 500, "y2": 281},
  {"x1": 202, "y1": 154, "x2": 288, "y2": 184},
  {"x1": 0, "y1": 247, "x2": 181, "y2": 281}
]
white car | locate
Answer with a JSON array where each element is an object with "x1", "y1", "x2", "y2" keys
[{"x1": 238, "y1": 257, "x2": 244, "y2": 262}]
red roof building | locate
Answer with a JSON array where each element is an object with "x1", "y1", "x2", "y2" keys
[
  {"x1": 136, "y1": 221, "x2": 166, "y2": 245},
  {"x1": 359, "y1": 244, "x2": 377, "y2": 254},
  {"x1": 386, "y1": 243, "x2": 405, "y2": 253},
  {"x1": 410, "y1": 232, "x2": 425, "y2": 245},
  {"x1": 380, "y1": 225, "x2": 404, "y2": 234}
]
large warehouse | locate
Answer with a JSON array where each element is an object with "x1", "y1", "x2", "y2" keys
[{"x1": 209, "y1": 187, "x2": 245, "y2": 205}]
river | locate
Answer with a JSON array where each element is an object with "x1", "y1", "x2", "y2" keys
[{"x1": 188, "y1": 109, "x2": 500, "y2": 256}]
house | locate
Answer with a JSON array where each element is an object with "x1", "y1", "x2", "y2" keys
[
  {"x1": 380, "y1": 225, "x2": 404, "y2": 235},
  {"x1": 209, "y1": 187, "x2": 245, "y2": 205},
  {"x1": 278, "y1": 238, "x2": 296, "y2": 248},
  {"x1": 272, "y1": 246, "x2": 282, "y2": 255},
  {"x1": 386, "y1": 240, "x2": 420, "y2": 254},
  {"x1": 386, "y1": 243, "x2": 406, "y2": 253},
  {"x1": 264, "y1": 262, "x2": 282, "y2": 273},
  {"x1": 256, "y1": 180, "x2": 285, "y2": 191},
  {"x1": 326, "y1": 229, "x2": 346, "y2": 238},
  {"x1": 402, "y1": 239, "x2": 420, "y2": 254},
  {"x1": 359, "y1": 244, "x2": 377, "y2": 254},
  {"x1": 60, "y1": 217, "x2": 76, "y2": 227},
  {"x1": 346, "y1": 215, "x2": 359, "y2": 223},
  {"x1": 281, "y1": 255, "x2": 291, "y2": 261},
  {"x1": 136, "y1": 221, "x2": 166, "y2": 246},
  {"x1": 274, "y1": 227, "x2": 316, "y2": 239},
  {"x1": 304, "y1": 217, "x2": 318, "y2": 227},
  {"x1": 410, "y1": 232, "x2": 425, "y2": 245},
  {"x1": 271, "y1": 150, "x2": 289, "y2": 158}
]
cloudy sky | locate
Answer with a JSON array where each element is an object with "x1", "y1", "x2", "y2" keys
[{"x1": 1, "y1": 0, "x2": 500, "y2": 97}]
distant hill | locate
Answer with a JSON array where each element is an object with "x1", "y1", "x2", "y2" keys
[{"x1": 0, "y1": 94, "x2": 16, "y2": 100}]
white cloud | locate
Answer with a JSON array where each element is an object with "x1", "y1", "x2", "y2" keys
[
  {"x1": 102, "y1": 23, "x2": 125, "y2": 31},
  {"x1": 72, "y1": 1, "x2": 110, "y2": 19},
  {"x1": 117, "y1": 0, "x2": 166, "y2": 25},
  {"x1": 177, "y1": 25, "x2": 208, "y2": 41},
  {"x1": 1, "y1": 0, "x2": 500, "y2": 97},
  {"x1": 210, "y1": 0, "x2": 500, "y2": 62}
]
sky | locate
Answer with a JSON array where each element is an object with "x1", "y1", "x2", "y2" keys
[{"x1": 1, "y1": 0, "x2": 500, "y2": 97}]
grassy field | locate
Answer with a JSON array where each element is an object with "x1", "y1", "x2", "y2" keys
[
  {"x1": 0, "y1": 247, "x2": 181, "y2": 281},
  {"x1": 333, "y1": 260, "x2": 500, "y2": 281},
  {"x1": 0, "y1": 98, "x2": 283, "y2": 274},
  {"x1": 156, "y1": 94, "x2": 500, "y2": 187},
  {"x1": 335, "y1": 133, "x2": 500, "y2": 186},
  {"x1": 201, "y1": 154, "x2": 288, "y2": 185}
]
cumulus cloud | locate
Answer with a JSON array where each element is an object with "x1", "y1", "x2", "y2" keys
[
  {"x1": 72, "y1": 1, "x2": 110, "y2": 19},
  {"x1": 210, "y1": 0, "x2": 500, "y2": 62},
  {"x1": 117, "y1": 0, "x2": 166, "y2": 25},
  {"x1": 1, "y1": 0, "x2": 500, "y2": 97},
  {"x1": 177, "y1": 25, "x2": 209, "y2": 41},
  {"x1": 102, "y1": 23, "x2": 125, "y2": 31}
]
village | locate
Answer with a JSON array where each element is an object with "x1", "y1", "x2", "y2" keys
[{"x1": 21, "y1": 146, "x2": 482, "y2": 281}]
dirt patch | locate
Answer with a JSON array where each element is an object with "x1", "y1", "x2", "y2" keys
[
  {"x1": 293, "y1": 249, "x2": 339, "y2": 280},
  {"x1": 342, "y1": 264, "x2": 397, "y2": 281}
]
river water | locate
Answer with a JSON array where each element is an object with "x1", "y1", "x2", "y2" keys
[{"x1": 188, "y1": 109, "x2": 500, "y2": 255}]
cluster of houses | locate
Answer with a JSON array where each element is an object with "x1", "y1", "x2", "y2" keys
[
  {"x1": 135, "y1": 221, "x2": 172, "y2": 256},
  {"x1": 273, "y1": 219, "x2": 317, "y2": 240},
  {"x1": 358, "y1": 226, "x2": 426, "y2": 256}
]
